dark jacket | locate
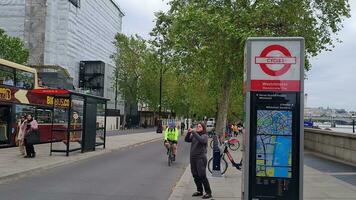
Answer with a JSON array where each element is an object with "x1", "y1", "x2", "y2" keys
[{"x1": 185, "y1": 131, "x2": 208, "y2": 159}]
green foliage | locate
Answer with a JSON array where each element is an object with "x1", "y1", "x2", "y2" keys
[
  {"x1": 0, "y1": 28, "x2": 29, "y2": 64},
  {"x1": 113, "y1": 33, "x2": 167, "y2": 112},
  {"x1": 114, "y1": 0, "x2": 350, "y2": 127},
  {"x1": 150, "y1": 0, "x2": 350, "y2": 130},
  {"x1": 113, "y1": 33, "x2": 146, "y2": 106}
]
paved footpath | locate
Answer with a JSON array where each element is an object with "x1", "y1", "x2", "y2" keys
[
  {"x1": 169, "y1": 137, "x2": 356, "y2": 200},
  {"x1": 0, "y1": 131, "x2": 162, "y2": 184}
]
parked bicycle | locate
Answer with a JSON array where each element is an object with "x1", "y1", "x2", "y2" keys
[
  {"x1": 167, "y1": 141, "x2": 175, "y2": 166},
  {"x1": 208, "y1": 130, "x2": 215, "y2": 138},
  {"x1": 208, "y1": 140, "x2": 243, "y2": 175},
  {"x1": 209, "y1": 137, "x2": 240, "y2": 151}
]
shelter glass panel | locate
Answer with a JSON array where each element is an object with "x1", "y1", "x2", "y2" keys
[
  {"x1": 52, "y1": 108, "x2": 68, "y2": 141},
  {"x1": 96, "y1": 102, "x2": 105, "y2": 144},
  {"x1": 69, "y1": 96, "x2": 84, "y2": 147}
]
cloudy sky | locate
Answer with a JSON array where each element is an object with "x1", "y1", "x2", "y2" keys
[{"x1": 117, "y1": 0, "x2": 356, "y2": 111}]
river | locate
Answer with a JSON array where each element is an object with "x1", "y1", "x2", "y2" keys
[{"x1": 314, "y1": 124, "x2": 355, "y2": 134}]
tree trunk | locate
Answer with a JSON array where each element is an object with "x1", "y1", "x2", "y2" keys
[{"x1": 215, "y1": 70, "x2": 232, "y2": 139}]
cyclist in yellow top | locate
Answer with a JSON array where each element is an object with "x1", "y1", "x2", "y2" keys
[{"x1": 164, "y1": 122, "x2": 179, "y2": 161}]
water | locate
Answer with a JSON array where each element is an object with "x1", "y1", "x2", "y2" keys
[{"x1": 315, "y1": 124, "x2": 355, "y2": 134}]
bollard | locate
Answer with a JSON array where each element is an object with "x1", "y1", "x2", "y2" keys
[{"x1": 212, "y1": 135, "x2": 222, "y2": 177}]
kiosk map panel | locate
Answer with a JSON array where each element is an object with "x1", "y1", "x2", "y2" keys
[
  {"x1": 256, "y1": 110, "x2": 292, "y2": 178},
  {"x1": 249, "y1": 92, "x2": 300, "y2": 200}
]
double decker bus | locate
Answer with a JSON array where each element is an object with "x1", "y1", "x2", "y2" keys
[{"x1": 0, "y1": 59, "x2": 69, "y2": 148}]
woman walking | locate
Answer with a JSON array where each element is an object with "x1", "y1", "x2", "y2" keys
[
  {"x1": 17, "y1": 115, "x2": 26, "y2": 156},
  {"x1": 24, "y1": 114, "x2": 38, "y2": 158},
  {"x1": 185, "y1": 122, "x2": 212, "y2": 199}
]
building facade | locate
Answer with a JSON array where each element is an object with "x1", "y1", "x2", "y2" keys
[{"x1": 0, "y1": 0, "x2": 125, "y2": 129}]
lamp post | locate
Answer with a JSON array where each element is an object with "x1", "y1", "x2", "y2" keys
[
  {"x1": 115, "y1": 69, "x2": 119, "y2": 130},
  {"x1": 159, "y1": 67, "x2": 162, "y2": 120},
  {"x1": 352, "y1": 113, "x2": 355, "y2": 134}
]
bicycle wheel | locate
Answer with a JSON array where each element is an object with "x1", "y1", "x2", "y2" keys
[
  {"x1": 209, "y1": 139, "x2": 214, "y2": 149},
  {"x1": 210, "y1": 139, "x2": 220, "y2": 149},
  {"x1": 208, "y1": 156, "x2": 228, "y2": 175},
  {"x1": 229, "y1": 141, "x2": 240, "y2": 151}
]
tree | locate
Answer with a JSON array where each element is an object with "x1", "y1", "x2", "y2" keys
[
  {"x1": 151, "y1": 0, "x2": 350, "y2": 136},
  {"x1": 0, "y1": 28, "x2": 29, "y2": 64},
  {"x1": 113, "y1": 33, "x2": 147, "y2": 127}
]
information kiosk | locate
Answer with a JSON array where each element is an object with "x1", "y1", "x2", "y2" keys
[{"x1": 243, "y1": 37, "x2": 304, "y2": 200}]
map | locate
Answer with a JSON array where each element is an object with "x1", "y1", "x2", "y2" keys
[
  {"x1": 256, "y1": 135, "x2": 292, "y2": 178},
  {"x1": 257, "y1": 110, "x2": 292, "y2": 135},
  {"x1": 256, "y1": 110, "x2": 292, "y2": 178}
]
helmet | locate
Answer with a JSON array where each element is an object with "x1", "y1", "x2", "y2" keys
[{"x1": 168, "y1": 122, "x2": 175, "y2": 128}]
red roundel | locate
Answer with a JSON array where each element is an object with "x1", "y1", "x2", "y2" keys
[{"x1": 257, "y1": 45, "x2": 295, "y2": 76}]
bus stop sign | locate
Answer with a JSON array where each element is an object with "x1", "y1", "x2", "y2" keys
[{"x1": 243, "y1": 37, "x2": 304, "y2": 200}]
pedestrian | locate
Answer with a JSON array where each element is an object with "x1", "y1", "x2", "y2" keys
[
  {"x1": 185, "y1": 122, "x2": 212, "y2": 199},
  {"x1": 180, "y1": 121, "x2": 185, "y2": 136},
  {"x1": 237, "y1": 121, "x2": 243, "y2": 135},
  {"x1": 17, "y1": 115, "x2": 26, "y2": 156},
  {"x1": 24, "y1": 114, "x2": 38, "y2": 158},
  {"x1": 232, "y1": 123, "x2": 238, "y2": 137}
]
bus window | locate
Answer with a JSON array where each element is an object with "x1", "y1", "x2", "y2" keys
[
  {"x1": 36, "y1": 108, "x2": 52, "y2": 124},
  {"x1": 54, "y1": 108, "x2": 68, "y2": 124},
  {"x1": 15, "y1": 70, "x2": 34, "y2": 89},
  {"x1": 0, "y1": 106, "x2": 10, "y2": 142},
  {"x1": 0, "y1": 65, "x2": 15, "y2": 86},
  {"x1": 15, "y1": 105, "x2": 35, "y2": 121}
]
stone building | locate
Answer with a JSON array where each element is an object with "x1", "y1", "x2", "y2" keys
[{"x1": 0, "y1": 0, "x2": 125, "y2": 129}]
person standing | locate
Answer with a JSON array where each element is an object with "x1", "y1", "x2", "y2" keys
[
  {"x1": 180, "y1": 121, "x2": 185, "y2": 136},
  {"x1": 17, "y1": 115, "x2": 26, "y2": 156},
  {"x1": 24, "y1": 114, "x2": 38, "y2": 158},
  {"x1": 185, "y1": 122, "x2": 212, "y2": 199}
]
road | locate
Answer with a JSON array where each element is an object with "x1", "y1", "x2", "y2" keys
[
  {"x1": 106, "y1": 128, "x2": 156, "y2": 136},
  {"x1": 0, "y1": 137, "x2": 191, "y2": 200}
]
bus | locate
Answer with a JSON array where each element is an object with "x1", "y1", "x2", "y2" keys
[{"x1": 0, "y1": 59, "x2": 69, "y2": 148}]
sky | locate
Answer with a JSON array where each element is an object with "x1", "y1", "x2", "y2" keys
[{"x1": 117, "y1": 0, "x2": 356, "y2": 111}]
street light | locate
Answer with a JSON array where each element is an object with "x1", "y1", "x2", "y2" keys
[
  {"x1": 352, "y1": 113, "x2": 355, "y2": 134},
  {"x1": 159, "y1": 67, "x2": 162, "y2": 120}
]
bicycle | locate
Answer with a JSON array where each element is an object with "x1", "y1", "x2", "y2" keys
[
  {"x1": 208, "y1": 140, "x2": 243, "y2": 175},
  {"x1": 167, "y1": 141, "x2": 175, "y2": 166},
  {"x1": 208, "y1": 130, "x2": 215, "y2": 138},
  {"x1": 209, "y1": 137, "x2": 240, "y2": 151}
]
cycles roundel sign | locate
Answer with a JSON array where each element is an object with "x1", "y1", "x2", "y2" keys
[
  {"x1": 249, "y1": 40, "x2": 302, "y2": 92},
  {"x1": 255, "y1": 45, "x2": 296, "y2": 76}
]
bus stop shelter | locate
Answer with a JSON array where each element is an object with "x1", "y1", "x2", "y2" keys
[{"x1": 32, "y1": 89, "x2": 108, "y2": 156}]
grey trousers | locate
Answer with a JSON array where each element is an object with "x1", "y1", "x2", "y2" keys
[{"x1": 190, "y1": 156, "x2": 212, "y2": 194}]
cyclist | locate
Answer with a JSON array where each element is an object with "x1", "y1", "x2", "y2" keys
[{"x1": 164, "y1": 122, "x2": 179, "y2": 161}]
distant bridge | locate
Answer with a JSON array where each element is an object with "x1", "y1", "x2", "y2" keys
[{"x1": 304, "y1": 116, "x2": 354, "y2": 125}]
